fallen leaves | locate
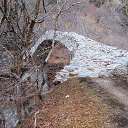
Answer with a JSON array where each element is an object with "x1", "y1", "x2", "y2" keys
[{"x1": 18, "y1": 78, "x2": 114, "y2": 128}]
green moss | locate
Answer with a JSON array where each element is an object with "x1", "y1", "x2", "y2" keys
[
  {"x1": 120, "y1": 5, "x2": 128, "y2": 27},
  {"x1": 121, "y1": 5, "x2": 128, "y2": 16}
]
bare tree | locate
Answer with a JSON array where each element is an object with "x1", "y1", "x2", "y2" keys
[{"x1": 0, "y1": 0, "x2": 86, "y2": 127}]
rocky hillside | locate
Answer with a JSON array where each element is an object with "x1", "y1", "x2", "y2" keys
[{"x1": 36, "y1": 0, "x2": 128, "y2": 49}]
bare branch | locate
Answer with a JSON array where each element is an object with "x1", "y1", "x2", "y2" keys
[{"x1": 0, "y1": 43, "x2": 14, "y2": 59}]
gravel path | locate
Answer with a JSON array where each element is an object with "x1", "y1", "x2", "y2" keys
[{"x1": 92, "y1": 78, "x2": 128, "y2": 108}]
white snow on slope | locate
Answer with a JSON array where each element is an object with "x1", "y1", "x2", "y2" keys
[{"x1": 30, "y1": 30, "x2": 128, "y2": 82}]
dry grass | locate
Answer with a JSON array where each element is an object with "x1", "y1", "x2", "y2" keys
[{"x1": 18, "y1": 78, "x2": 115, "y2": 128}]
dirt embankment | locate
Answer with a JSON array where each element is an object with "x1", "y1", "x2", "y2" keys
[
  {"x1": 80, "y1": 77, "x2": 128, "y2": 128},
  {"x1": 18, "y1": 78, "x2": 116, "y2": 128}
]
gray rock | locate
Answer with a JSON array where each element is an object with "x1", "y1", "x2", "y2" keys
[{"x1": 112, "y1": 65, "x2": 128, "y2": 76}]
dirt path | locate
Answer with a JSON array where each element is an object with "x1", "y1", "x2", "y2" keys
[
  {"x1": 92, "y1": 78, "x2": 128, "y2": 108},
  {"x1": 18, "y1": 78, "x2": 115, "y2": 128},
  {"x1": 80, "y1": 77, "x2": 128, "y2": 128}
]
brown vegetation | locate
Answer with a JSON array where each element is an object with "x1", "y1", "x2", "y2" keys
[{"x1": 18, "y1": 78, "x2": 114, "y2": 128}]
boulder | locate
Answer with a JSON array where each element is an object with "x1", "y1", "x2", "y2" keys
[{"x1": 112, "y1": 65, "x2": 128, "y2": 76}]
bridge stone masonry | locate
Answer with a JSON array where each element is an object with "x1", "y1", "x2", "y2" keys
[{"x1": 30, "y1": 30, "x2": 128, "y2": 83}]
